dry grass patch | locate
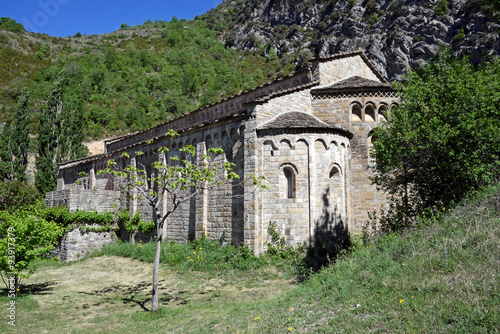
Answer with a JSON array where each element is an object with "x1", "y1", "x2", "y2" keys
[{"x1": 0, "y1": 255, "x2": 297, "y2": 333}]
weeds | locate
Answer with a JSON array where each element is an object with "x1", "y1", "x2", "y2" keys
[{"x1": 93, "y1": 234, "x2": 267, "y2": 273}]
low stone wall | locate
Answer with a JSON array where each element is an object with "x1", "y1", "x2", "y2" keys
[
  {"x1": 50, "y1": 225, "x2": 115, "y2": 262},
  {"x1": 45, "y1": 188, "x2": 122, "y2": 213}
]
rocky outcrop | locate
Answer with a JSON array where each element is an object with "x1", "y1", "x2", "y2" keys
[{"x1": 214, "y1": 0, "x2": 499, "y2": 80}]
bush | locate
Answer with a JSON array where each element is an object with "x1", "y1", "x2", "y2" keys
[
  {"x1": 0, "y1": 181, "x2": 41, "y2": 212},
  {"x1": 371, "y1": 48, "x2": 500, "y2": 231},
  {"x1": 434, "y1": 0, "x2": 449, "y2": 15}
]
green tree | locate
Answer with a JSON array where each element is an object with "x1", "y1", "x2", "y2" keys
[
  {"x1": 0, "y1": 181, "x2": 41, "y2": 213},
  {"x1": 0, "y1": 88, "x2": 31, "y2": 182},
  {"x1": 99, "y1": 130, "x2": 266, "y2": 311},
  {"x1": 36, "y1": 80, "x2": 88, "y2": 193},
  {"x1": 371, "y1": 50, "x2": 500, "y2": 226},
  {"x1": 0, "y1": 17, "x2": 25, "y2": 33},
  {"x1": 0, "y1": 210, "x2": 61, "y2": 292}
]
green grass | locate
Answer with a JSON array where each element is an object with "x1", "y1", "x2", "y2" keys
[{"x1": 1, "y1": 185, "x2": 499, "y2": 333}]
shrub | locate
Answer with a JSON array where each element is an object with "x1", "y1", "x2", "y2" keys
[
  {"x1": 0, "y1": 181, "x2": 41, "y2": 212},
  {"x1": 434, "y1": 0, "x2": 449, "y2": 15},
  {"x1": 371, "y1": 48, "x2": 500, "y2": 231}
]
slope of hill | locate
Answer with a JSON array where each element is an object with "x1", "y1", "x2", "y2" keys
[
  {"x1": 0, "y1": 19, "x2": 294, "y2": 138},
  {"x1": 0, "y1": 0, "x2": 498, "y2": 139},
  {"x1": 5, "y1": 184, "x2": 498, "y2": 333}
]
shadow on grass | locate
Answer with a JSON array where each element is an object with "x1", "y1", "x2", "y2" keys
[
  {"x1": 9, "y1": 282, "x2": 58, "y2": 296},
  {"x1": 77, "y1": 279, "x2": 181, "y2": 312}
]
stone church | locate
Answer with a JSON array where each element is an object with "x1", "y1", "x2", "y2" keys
[{"x1": 46, "y1": 51, "x2": 398, "y2": 255}]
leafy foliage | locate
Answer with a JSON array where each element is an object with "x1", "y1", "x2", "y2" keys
[
  {"x1": 0, "y1": 17, "x2": 25, "y2": 33},
  {"x1": 267, "y1": 221, "x2": 305, "y2": 260},
  {"x1": 371, "y1": 49, "x2": 500, "y2": 228},
  {"x1": 0, "y1": 181, "x2": 41, "y2": 212},
  {"x1": 99, "y1": 129, "x2": 254, "y2": 311},
  {"x1": 0, "y1": 210, "x2": 62, "y2": 291}
]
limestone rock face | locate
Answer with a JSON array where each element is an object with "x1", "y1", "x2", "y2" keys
[{"x1": 218, "y1": 0, "x2": 499, "y2": 80}]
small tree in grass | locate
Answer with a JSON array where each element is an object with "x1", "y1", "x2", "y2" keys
[
  {"x1": 0, "y1": 210, "x2": 62, "y2": 292},
  {"x1": 99, "y1": 129, "x2": 266, "y2": 311}
]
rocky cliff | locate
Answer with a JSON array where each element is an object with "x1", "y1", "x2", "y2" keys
[{"x1": 204, "y1": 0, "x2": 499, "y2": 80}]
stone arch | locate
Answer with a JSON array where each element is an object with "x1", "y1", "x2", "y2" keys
[
  {"x1": 230, "y1": 127, "x2": 239, "y2": 141},
  {"x1": 330, "y1": 140, "x2": 339, "y2": 160},
  {"x1": 329, "y1": 163, "x2": 344, "y2": 211},
  {"x1": 364, "y1": 103, "x2": 376, "y2": 122},
  {"x1": 205, "y1": 134, "x2": 213, "y2": 149},
  {"x1": 296, "y1": 138, "x2": 309, "y2": 148},
  {"x1": 279, "y1": 138, "x2": 294, "y2": 150},
  {"x1": 213, "y1": 133, "x2": 221, "y2": 147},
  {"x1": 280, "y1": 162, "x2": 299, "y2": 199},
  {"x1": 351, "y1": 102, "x2": 362, "y2": 122},
  {"x1": 329, "y1": 163, "x2": 343, "y2": 177},
  {"x1": 279, "y1": 162, "x2": 299, "y2": 174},
  {"x1": 263, "y1": 139, "x2": 278, "y2": 151},
  {"x1": 378, "y1": 104, "x2": 388, "y2": 123},
  {"x1": 315, "y1": 138, "x2": 328, "y2": 151}
]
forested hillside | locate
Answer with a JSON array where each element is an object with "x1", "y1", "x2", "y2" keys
[
  {"x1": 0, "y1": 0, "x2": 498, "y2": 140},
  {"x1": 0, "y1": 19, "x2": 293, "y2": 139}
]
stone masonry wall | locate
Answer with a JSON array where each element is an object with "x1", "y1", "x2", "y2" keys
[
  {"x1": 258, "y1": 131, "x2": 350, "y2": 248},
  {"x1": 312, "y1": 94, "x2": 398, "y2": 231},
  {"x1": 317, "y1": 55, "x2": 381, "y2": 86},
  {"x1": 45, "y1": 188, "x2": 121, "y2": 213},
  {"x1": 50, "y1": 226, "x2": 114, "y2": 262}
]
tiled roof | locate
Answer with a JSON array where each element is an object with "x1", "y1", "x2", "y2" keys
[
  {"x1": 257, "y1": 111, "x2": 352, "y2": 138},
  {"x1": 259, "y1": 112, "x2": 333, "y2": 129},
  {"x1": 311, "y1": 76, "x2": 391, "y2": 93}
]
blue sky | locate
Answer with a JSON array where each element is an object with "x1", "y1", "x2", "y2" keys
[{"x1": 0, "y1": 0, "x2": 222, "y2": 37}]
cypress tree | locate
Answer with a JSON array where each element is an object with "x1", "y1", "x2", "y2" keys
[
  {"x1": 12, "y1": 88, "x2": 31, "y2": 182},
  {"x1": 0, "y1": 120, "x2": 14, "y2": 180},
  {"x1": 0, "y1": 88, "x2": 31, "y2": 182},
  {"x1": 36, "y1": 81, "x2": 64, "y2": 193},
  {"x1": 35, "y1": 80, "x2": 89, "y2": 193}
]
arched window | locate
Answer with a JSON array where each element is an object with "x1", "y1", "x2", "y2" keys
[
  {"x1": 378, "y1": 105, "x2": 388, "y2": 123},
  {"x1": 365, "y1": 104, "x2": 375, "y2": 122},
  {"x1": 351, "y1": 104, "x2": 362, "y2": 122},
  {"x1": 283, "y1": 167, "x2": 296, "y2": 199}
]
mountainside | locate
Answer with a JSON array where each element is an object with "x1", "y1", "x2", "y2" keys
[
  {"x1": 0, "y1": 0, "x2": 498, "y2": 140},
  {"x1": 201, "y1": 0, "x2": 500, "y2": 80}
]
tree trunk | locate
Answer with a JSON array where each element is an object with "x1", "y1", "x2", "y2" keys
[{"x1": 151, "y1": 222, "x2": 162, "y2": 311}]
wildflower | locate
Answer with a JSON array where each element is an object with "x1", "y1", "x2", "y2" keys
[
  {"x1": 254, "y1": 316, "x2": 260, "y2": 320},
  {"x1": 399, "y1": 299, "x2": 404, "y2": 303},
  {"x1": 288, "y1": 327, "x2": 292, "y2": 331}
]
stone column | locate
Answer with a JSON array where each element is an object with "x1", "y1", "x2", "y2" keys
[
  {"x1": 308, "y1": 137, "x2": 315, "y2": 246},
  {"x1": 90, "y1": 163, "x2": 96, "y2": 189},
  {"x1": 129, "y1": 155, "x2": 137, "y2": 217},
  {"x1": 243, "y1": 118, "x2": 261, "y2": 255},
  {"x1": 57, "y1": 169, "x2": 65, "y2": 190},
  {"x1": 195, "y1": 141, "x2": 208, "y2": 239}
]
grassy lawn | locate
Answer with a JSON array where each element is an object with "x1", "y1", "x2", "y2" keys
[
  {"x1": 1, "y1": 186, "x2": 499, "y2": 333},
  {"x1": 1, "y1": 255, "x2": 298, "y2": 333}
]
